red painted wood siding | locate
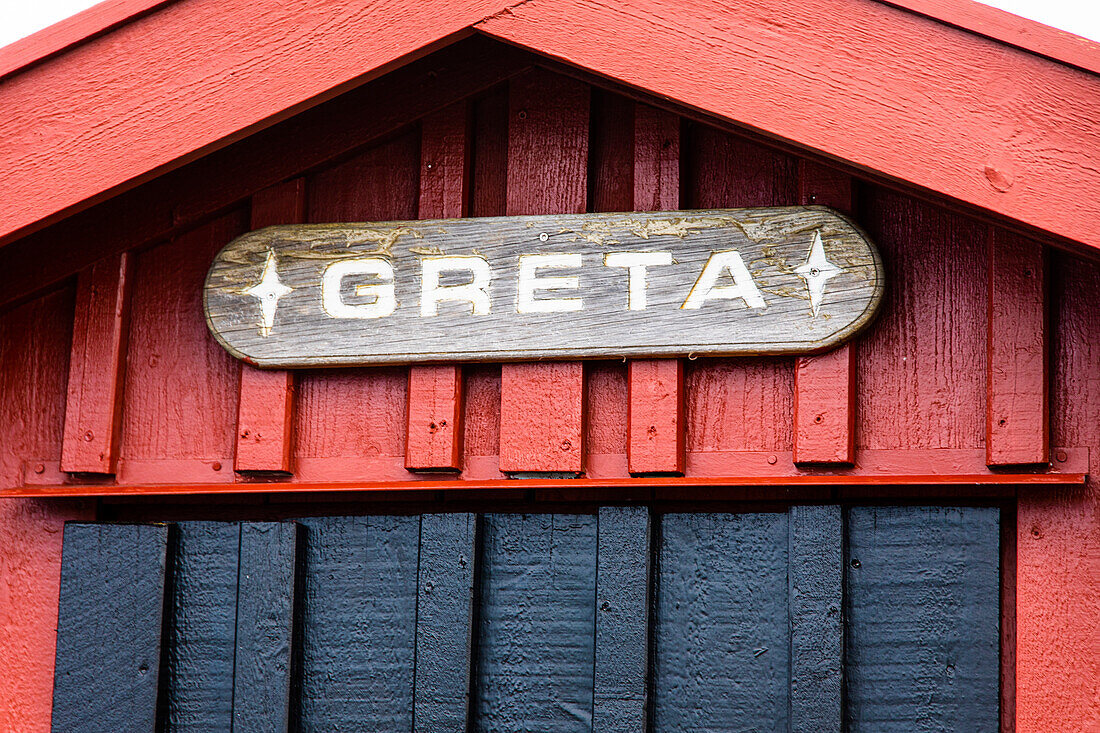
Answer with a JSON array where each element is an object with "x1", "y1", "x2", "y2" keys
[{"x1": 0, "y1": 57, "x2": 1096, "y2": 732}]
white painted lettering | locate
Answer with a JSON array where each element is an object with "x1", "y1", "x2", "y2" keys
[
  {"x1": 420, "y1": 256, "x2": 493, "y2": 316},
  {"x1": 604, "y1": 251, "x2": 674, "y2": 310},
  {"x1": 517, "y1": 253, "x2": 583, "y2": 313},
  {"x1": 321, "y1": 258, "x2": 396, "y2": 318},
  {"x1": 681, "y1": 250, "x2": 766, "y2": 310}
]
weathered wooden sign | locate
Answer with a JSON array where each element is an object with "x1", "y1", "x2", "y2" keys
[{"x1": 204, "y1": 207, "x2": 884, "y2": 367}]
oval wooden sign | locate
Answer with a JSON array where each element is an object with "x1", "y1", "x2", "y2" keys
[{"x1": 204, "y1": 207, "x2": 884, "y2": 367}]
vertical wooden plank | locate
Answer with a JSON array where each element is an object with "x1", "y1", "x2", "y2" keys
[
  {"x1": 296, "y1": 515, "x2": 418, "y2": 731},
  {"x1": 789, "y1": 505, "x2": 843, "y2": 733},
  {"x1": 233, "y1": 522, "x2": 301, "y2": 733},
  {"x1": 499, "y1": 70, "x2": 589, "y2": 474},
  {"x1": 60, "y1": 251, "x2": 133, "y2": 474},
  {"x1": 407, "y1": 104, "x2": 469, "y2": 472},
  {"x1": 628, "y1": 106, "x2": 684, "y2": 475},
  {"x1": 51, "y1": 523, "x2": 168, "y2": 733},
  {"x1": 987, "y1": 228, "x2": 1048, "y2": 466},
  {"x1": 653, "y1": 513, "x2": 789, "y2": 731},
  {"x1": 845, "y1": 506, "x2": 999, "y2": 732},
  {"x1": 475, "y1": 513, "x2": 597, "y2": 733},
  {"x1": 235, "y1": 180, "x2": 304, "y2": 474},
  {"x1": 794, "y1": 160, "x2": 856, "y2": 465},
  {"x1": 162, "y1": 522, "x2": 239, "y2": 732},
  {"x1": 413, "y1": 513, "x2": 479, "y2": 733},
  {"x1": 593, "y1": 506, "x2": 651, "y2": 733}
]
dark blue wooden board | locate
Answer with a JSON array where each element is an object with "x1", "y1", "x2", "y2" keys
[
  {"x1": 52, "y1": 523, "x2": 169, "y2": 733},
  {"x1": 474, "y1": 513, "x2": 597, "y2": 733},
  {"x1": 413, "y1": 513, "x2": 479, "y2": 733},
  {"x1": 845, "y1": 506, "x2": 1000, "y2": 732},
  {"x1": 296, "y1": 515, "x2": 419, "y2": 732},
  {"x1": 653, "y1": 512, "x2": 790, "y2": 732},
  {"x1": 233, "y1": 522, "x2": 301, "y2": 733},
  {"x1": 593, "y1": 506, "x2": 651, "y2": 733},
  {"x1": 161, "y1": 522, "x2": 239, "y2": 732}
]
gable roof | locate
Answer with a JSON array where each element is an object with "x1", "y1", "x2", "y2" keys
[{"x1": 1, "y1": 0, "x2": 1098, "y2": 253}]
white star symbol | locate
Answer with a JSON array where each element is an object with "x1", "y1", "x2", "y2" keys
[
  {"x1": 244, "y1": 250, "x2": 292, "y2": 337},
  {"x1": 795, "y1": 231, "x2": 841, "y2": 318}
]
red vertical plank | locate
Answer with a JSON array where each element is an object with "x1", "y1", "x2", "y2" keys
[
  {"x1": 793, "y1": 160, "x2": 856, "y2": 465},
  {"x1": 987, "y1": 229, "x2": 1048, "y2": 466},
  {"x1": 498, "y1": 70, "x2": 588, "y2": 473},
  {"x1": 628, "y1": 105, "x2": 684, "y2": 475},
  {"x1": 234, "y1": 179, "x2": 305, "y2": 473},
  {"x1": 407, "y1": 103, "x2": 470, "y2": 471},
  {"x1": 61, "y1": 252, "x2": 133, "y2": 474}
]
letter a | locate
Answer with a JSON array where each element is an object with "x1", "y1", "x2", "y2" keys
[{"x1": 681, "y1": 251, "x2": 766, "y2": 310}]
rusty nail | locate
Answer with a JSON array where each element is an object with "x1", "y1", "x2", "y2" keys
[
  {"x1": 212, "y1": 462, "x2": 222, "y2": 471},
  {"x1": 83, "y1": 430, "x2": 94, "y2": 442},
  {"x1": 517, "y1": 110, "x2": 527, "y2": 120},
  {"x1": 560, "y1": 439, "x2": 572, "y2": 451},
  {"x1": 814, "y1": 415, "x2": 824, "y2": 424},
  {"x1": 767, "y1": 455, "x2": 777, "y2": 465},
  {"x1": 1055, "y1": 449, "x2": 1068, "y2": 463},
  {"x1": 33, "y1": 463, "x2": 45, "y2": 474},
  {"x1": 1031, "y1": 525, "x2": 1042, "y2": 539}
]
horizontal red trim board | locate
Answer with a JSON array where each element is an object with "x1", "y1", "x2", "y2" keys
[
  {"x1": 476, "y1": 0, "x2": 1100, "y2": 252},
  {"x1": 0, "y1": 472, "x2": 1085, "y2": 498},
  {"x1": 60, "y1": 252, "x2": 134, "y2": 474}
]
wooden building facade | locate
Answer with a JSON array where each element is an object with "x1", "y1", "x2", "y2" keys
[{"x1": 0, "y1": 1, "x2": 1097, "y2": 731}]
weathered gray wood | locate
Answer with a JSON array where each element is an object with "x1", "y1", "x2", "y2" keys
[
  {"x1": 653, "y1": 512, "x2": 789, "y2": 732},
  {"x1": 232, "y1": 522, "x2": 301, "y2": 733},
  {"x1": 474, "y1": 513, "x2": 597, "y2": 733},
  {"x1": 52, "y1": 523, "x2": 169, "y2": 733},
  {"x1": 845, "y1": 506, "x2": 1000, "y2": 732},
  {"x1": 593, "y1": 506, "x2": 651, "y2": 733},
  {"x1": 413, "y1": 513, "x2": 479, "y2": 733},
  {"x1": 789, "y1": 505, "x2": 843, "y2": 733},
  {"x1": 204, "y1": 207, "x2": 884, "y2": 366}
]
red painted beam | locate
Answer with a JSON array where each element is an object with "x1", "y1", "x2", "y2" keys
[
  {"x1": 627, "y1": 105, "x2": 684, "y2": 475},
  {"x1": 60, "y1": 252, "x2": 134, "y2": 474},
  {"x1": 406, "y1": 103, "x2": 470, "y2": 472},
  {"x1": 234, "y1": 179, "x2": 305, "y2": 473},
  {"x1": 793, "y1": 161, "x2": 856, "y2": 465},
  {"x1": 987, "y1": 228, "x2": 1048, "y2": 466},
  {"x1": 499, "y1": 70, "x2": 589, "y2": 474}
]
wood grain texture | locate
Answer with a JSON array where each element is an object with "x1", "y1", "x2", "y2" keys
[
  {"x1": 0, "y1": 39, "x2": 529, "y2": 312},
  {"x1": 413, "y1": 513, "x2": 479, "y2": 733},
  {"x1": 296, "y1": 515, "x2": 419, "y2": 731},
  {"x1": 162, "y1": 522, "x2": 239, "y2": 732},
  {"x1": 61, "y1": 251, "x2": 133, "y2": 474},
  {"x1": 205, "y1": 209, "x2": 884, "y2": 366},
  {"x1": 475, "y1": 513, "x2": 597, "y2": 732},
  {"x1": 232, "y1": 522, "x2": 301, "y2": 733},
  {"x1": 1017, "y1": 251, "x2": 1100, "y2": 733},
  {"x1": 499, "y1": 70, "x2": 590, "y2": 474},
  {"x1": 856, "y1": 188, "x2": 988, "y2": 450},
  {"x1": 121, "y1": 211, "x2": 246, "y2": 466},
  {"x1": 789, "y1": 505, "x2": 843, "y2": 733},
  {"x1": 987, "y1": 228, "x2": 1048, "y2": 466},
  {"x1": 476, "y1": 0, "x2": 1100, "y2": 251},
  {"x1": 844, "y1": 506, "x2": 999, "y2": 732},
  {"x1": 236, "y1": 180, "x2": 305, "y2": 473},
  {"x1": 51, "y1": 523, "x2": 168, "y2": 733},
  {"x1": 628, "y1": 105, "x2": 684, "y2": 474},
  {"x1": 593, "y1": 506, "x2": 651, "y2": 733},
  {"x1": 794, "y1": 161, "x2": 856, "y2": 465},
  {"x1": 407, "y1": 104, "x2": 471, "y2": 472},
  {"x1": 654, "y1": 512, "x2": 789, "y2": 731}
]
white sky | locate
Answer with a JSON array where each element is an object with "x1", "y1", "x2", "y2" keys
[{"x1": 1, "y1": 0, "x2": 1098, "y2": 51}]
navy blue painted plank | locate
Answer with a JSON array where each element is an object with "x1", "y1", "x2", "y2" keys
[
  {"x1": 296, "y1": 515, "x2": 419, "y2": 732},
  {"x1": 593, "y1": 506, "x2": 651, "y2": 733},
  {"x1": 845, "y1": 506, "x2": 1000, "y2": 733},
  {"x1": 474, "y1": 513, "x2": 597, "y2": 733},
  {"x1": 789, "y1": 505, "x2": 843, "y2": 733},
  {"x1": 162, "y1": 522, "x2": 240, "y2": 733},
  {"x1": 653, "y1": 512, "x2": 789, "y2": 732},
  {"x1": 414, "y1": 513, "x2": 479, "y2": 733},
  {"x1": 52, "y1": 523, "x2": 169, "y2": 733},
  {"x1": 233, "y1": 522, "x2": 301, "y2": 733}
]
